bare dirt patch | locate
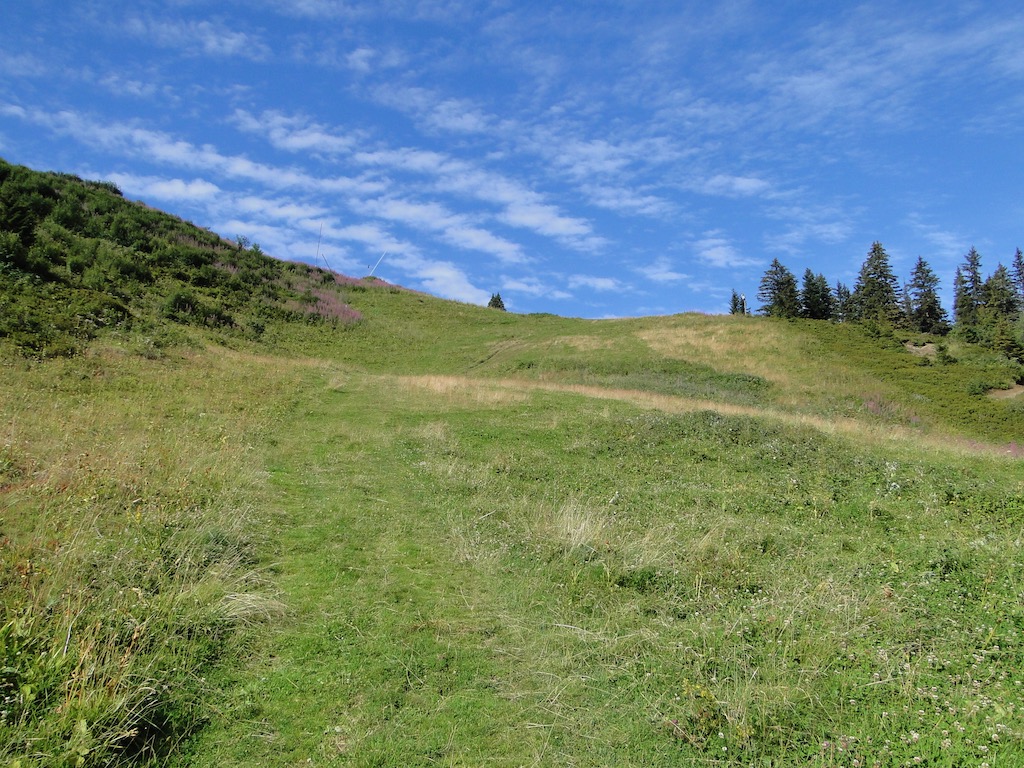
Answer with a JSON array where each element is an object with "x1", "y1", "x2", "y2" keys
[
  {"x1": 989, "y1": 384, "x2": 1024, "y2": 400},
  {"x1": 905, "y1": 342, "x2": 936, "y2": 357}
]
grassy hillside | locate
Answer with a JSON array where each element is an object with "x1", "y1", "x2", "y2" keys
[{"x1": 2, "y1": 160, "x2": 1024, "y2": 766}]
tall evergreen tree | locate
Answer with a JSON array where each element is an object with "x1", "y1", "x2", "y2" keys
[
  {"x1": 850, "y1": 241, "x2": 901, "y2": 324},
  {"x1": 1011, "y1": 248, "x2": 1024, "y2": 304},
  {"x1": 906, "y1": 256, "x2": 949, "y2": 334},
  {"x1": 953, "y1": 247, "x2": 983, "y2": 331},
  {"x1": 834, "y1": 282, "x2": 852, "y2": 322},
  {"x1": 487, "y1": 292, "x2": 506, "y2": 310},
  {"x1": 757, "y1": 259, "x2": 800, "y2": 318},
  {"x1": 980, "y1": 264, "x2": 1019, "y2": 324},
  {"x1": 800, "y1": 269, "x2": 833, "y2": 320}
]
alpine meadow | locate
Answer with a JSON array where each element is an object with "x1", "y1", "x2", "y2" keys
[{"x1": 4, "y1": 158, "x2": 1024, "y2": 767}]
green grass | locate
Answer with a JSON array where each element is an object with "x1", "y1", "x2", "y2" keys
[
  {"x1": 170, "y1": 323, "x2": 1024, "y2": 766},
  {"x1": 4, "y1": 157, "x2": 1024, "y2": 764},
  {"x1": 4, "y1": 286, "x2": 1024, "y2": 766}
]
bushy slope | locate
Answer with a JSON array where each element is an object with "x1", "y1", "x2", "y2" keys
[{"x1": 0, "y1": 157, "x2": 367, "y2": 357}]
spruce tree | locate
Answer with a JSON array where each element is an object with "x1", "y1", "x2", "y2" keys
[
  {"x1": 757, "y1": 259, "x2": 800, "y2": 318},
  {"x1": 850, "y1": 241, "x2": 901, "y2": 325},
  {"x1": 906, "y1": 256, "x2": 949, "y2": 334},
  {"x1": 488, "y1": 292, "x2": 506, "y2": 310},
  {"x1": 800, "y1": 269, "x2": 833, "y2": 320},
  {"x1": 953, "y1": 247, "x2": 983, "y2": 332},
  {"x1": 834, "y1": 282, "x2": 852, "y2": 322},
  {"x1": 980, "y1": 265, "x2": 1019, "y2": 324},
  {"x1": 1011, "y1": 248, "x2": 1024, "y2": 304}
]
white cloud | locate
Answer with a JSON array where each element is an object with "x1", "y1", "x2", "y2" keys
[
  {"x1": 123, "y1": 17, "x2": 270, "y2": 60},
  {"x1": 0, "y1": 51, "x2": 49, "y2": 78},
  {"x1": 427, "y1": 99, "x2": 491, "y2": 133},
  {"x1": 351, "y1": 196, "x2": 527, "y2": 264},
  {"x1": 232, "y1": 110, "x2": 359, "y2": 155},
  {"x1": 581, "y1": 184, "x2": 673, "y2": 217},
  {"x1": 702, "y1": 174, "x2": 771, "y2": 197},
  {"x1": 694, "y1": 231, "x2": 760, "y2": 268},
  {"x1": 502, "y1": 201, "x2": 591, "y2": 239},
  {"x1": 5, "y1": 106, "x2": 382, "y2": 195},
  {"x1": 444, "y1": 226, "x2": 525, "y2": 264},
  {"x1": 106, "y1": 173, "x2": 220, "y2": 202},
  {"x1": 234, "y1": 195, "x2": 329, "y2": 223},
  {"x1": 637, "y1": 257, "x2": 688, "y2": 283},
  {"x1": 98, "y1": 74, "x2": 158, "y2": 99},
  {"x1": 347, "y1": 46, "x2": 376, "y2": 72},
  {"x1": 388, "y1": 254, "x2": 490, "y2": 304},
  {"x1": 502, "y1": 275, "x2": 572, "y2": 300},
  {"x1": 353, "y1": 145, "x2": 601, "y2": 250},
  {"x1": 569, "y1": 274, "x2": 624, "y2": 292}
]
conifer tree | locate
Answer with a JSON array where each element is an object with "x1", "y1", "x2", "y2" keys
[
  {"x1": 953, "y1": 247, "x2": 983, "y2": 331},
  {"x1": 906, "y1": 256, "x2": 949, "y2": 334},
  {"x1": 800, "y1": 269, "x2": 833, "y2": 320},
  {"x1": 487, "y1": 292, "x2": 506, "y2": 310},
  {"x1": 850, "y1": 241, "x2": 901, "y2": 325},
  {"x1": 728, "y1": 290, "x2": 748, "y2": 315},
  {"x1": 980, "y1": 265, "x2": 1019, "y2": 324},
  {"x1": 757, "y1": 259, "x2": 800, "y2": 318},
  {"x1": 1011, "y1": 248, "x2": 1024, "y2": 303},
  {"x1": 834, "y1": 282, "x2": 852, "y2": 322}
]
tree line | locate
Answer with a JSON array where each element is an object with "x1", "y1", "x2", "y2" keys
[{"x1": 734, "y1": 242, "x2": 1024, "y2": 360}]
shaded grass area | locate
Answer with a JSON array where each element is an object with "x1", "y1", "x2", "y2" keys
[{"x1": 181, "y1": 367, "x2": 1024, "y2": 766}]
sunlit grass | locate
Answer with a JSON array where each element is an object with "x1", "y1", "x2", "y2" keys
[
  {"x1": 4, "y1": 291, "x2": 1024, "y2": 766},
  {"x1": 0, "y1": 345, "x2": 298, "y2": 765}
]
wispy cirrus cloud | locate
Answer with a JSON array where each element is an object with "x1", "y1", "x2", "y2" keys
[
  {"x1": 371, "y1": 85, "x2": 493, "y2": 134},
  {"x1": 122, "y1": 16, "x2": 271, "y2": 60},
  {"x1": 501, "y1": 275, "x2": 572, "y2": 300},
  {"x1": 232, "y1": 109, "x2": 361, "y2": 155},
  {"x1": 395, "y1": 256, "x2": 490, "y2": 305},
  {"x1": 568, "y1": 274, "x2": 625, "y2": 293},
  {"x1": 694, "y1": 231, "x2": 760, "y2": 269},
  {"x1": 350, "y1": 196, "x2": 527, "y2": 263},
  {"x1": 2, "y1": 105, "x2": 381, "y2": 195},
  {"x1": 701, "y1": 174, "x2": 771, "y2": 198},
  {"x1": 637, "y1": 257, "x2": 689, "y2": 283}
]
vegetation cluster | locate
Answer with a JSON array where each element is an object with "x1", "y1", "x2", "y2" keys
[
  {"x1": 741, "y1": 242, "x2": 1024, "y2": 362},
  {"x1": 0, "y1": 158, "x2": 367, "y2": 358}
]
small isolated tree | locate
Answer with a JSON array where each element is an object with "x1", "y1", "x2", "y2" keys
[
  {"x1": 757, "y1": 259, "x2": 800, "y2": 318},
  {"x1": 906, "y1": 256, "x2": 949, "y2": 334},
  {"x1": 729, "y1": 290, "x2": 748, "y2": 315},
  {"x1": 488, "y1": 292, "x2": 506, "y2": 311},
  {"x1": 800, "y1": 269, "x2": 834, "y2": 320}
]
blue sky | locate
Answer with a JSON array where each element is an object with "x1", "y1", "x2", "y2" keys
[{"x1": 2, "y1": 1, "x2": 1022, "y2": 317}]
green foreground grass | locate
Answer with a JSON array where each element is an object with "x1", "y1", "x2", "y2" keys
[
  {"x1": 177, "y1": 361, "x2": 1024, "y2": 767},
  {"x1": 3, "y1": 291, "x2": 1024, "y2": 766}
]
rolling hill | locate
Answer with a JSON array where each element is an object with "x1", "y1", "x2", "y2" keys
[{"x1": 2, "y1": 159, "x2": 1024, "y2": 766}]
